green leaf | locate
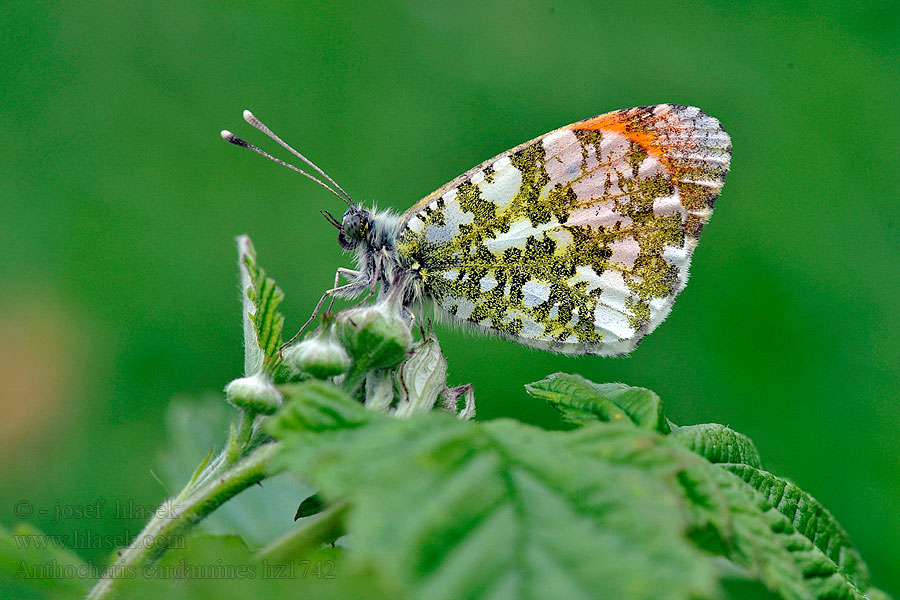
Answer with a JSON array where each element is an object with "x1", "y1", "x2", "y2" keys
[
  {"x1": 670, "y1": 423, "x2": 762, "y2": 468},
  {"x1": 725, "y1": 463, "x2": 871, "y2": 591},
  {"x1": 532, "y1": 374, "x2": 884, "y2": 599},
  {"x1": 266, "y1": 380, "x2": 375, "y2": 435},
  {"x1": 556, "y1": 424, "x2": 734, "y2": 556},
  {"x1": 0, "y1": 523, "x2": 93, "y2": 599},
  {"x1": 708, "y1": 467, "x2": 873, "y2": 600},
  {"x1": 525, "y1": 372, "x2": 668, "y2": 433},
  {"x1": 236, "y1": 235, "x2": 285, "y2": 376},
  {"x1": 295, "y1": 494, "x2": 326, "y2": 520},
  {"x1": 274, "y1": 411, "x2": 719, "y2": 600},
  {"x1": 261, "y1": 376, "x2": 891, "y2": 600}
]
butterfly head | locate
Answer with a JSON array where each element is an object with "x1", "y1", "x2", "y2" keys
[{"x1": 337, "y1": 206, "x2": 371, "y2": 250}]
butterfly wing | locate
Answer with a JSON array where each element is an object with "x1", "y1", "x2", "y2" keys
[{"x1": 395, "y1": 104, "x2": 731, "y2": 355}]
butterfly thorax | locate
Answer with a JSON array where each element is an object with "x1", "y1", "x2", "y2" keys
[{"x1": 334, "y1": 205, "x2": 418, "y2": 302}]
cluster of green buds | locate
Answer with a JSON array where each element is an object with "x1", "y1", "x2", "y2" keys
[
  {"x1": 281, "y1": 286, "x2": 475, "y2": 420},
  {"x1": 224, "y1": 373, "x2": 282, "y2": 415}
]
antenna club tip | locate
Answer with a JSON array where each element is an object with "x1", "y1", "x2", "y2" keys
[
  {"x1": 221, "y1": 130, "x2": 249, "y2": 148},
  {"x1": 242, "y1": 109, "x2": 256, "y2": 123}
]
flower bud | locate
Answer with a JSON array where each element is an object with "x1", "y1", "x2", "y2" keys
[
  {"x1": 394, "y1": 334, "x2": 447, "y2": 418},
  {"x1": 335, "y1": 300, "x2": 412, "y2": 372},
  {"x1": 225, "y1": 373, "x2": 282, "y2": 415},
  {"x1": 282, "y1": 328, "x2": 351, "y2": 379}
]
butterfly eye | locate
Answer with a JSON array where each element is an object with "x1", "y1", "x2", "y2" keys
[
  {"x1": 341, "y1": 208, "x2": 371, "y2": 243},
  {"x1": 342, "y1": 211, "x2": 362, "y2": 239}
]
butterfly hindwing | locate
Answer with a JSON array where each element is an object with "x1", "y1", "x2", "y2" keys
[{"x1": 395, "y1": 104, "x2": 731, "y2": 355}]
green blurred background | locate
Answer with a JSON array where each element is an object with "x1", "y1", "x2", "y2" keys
[{"x1": 1, "y1": 0, "x2": 898, "y2": 595}]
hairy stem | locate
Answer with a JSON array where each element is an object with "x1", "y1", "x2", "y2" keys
[{"x1": 86, "y1": 442, "x2": 279, "y2": 600}]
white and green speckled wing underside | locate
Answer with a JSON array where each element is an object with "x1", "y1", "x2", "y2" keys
[{"x1": 395, "y1": 104, "x2": 731, "y2": 355}]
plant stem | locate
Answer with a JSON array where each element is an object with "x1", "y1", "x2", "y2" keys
[
  {"x1": 86, "y1": 442, "x2": 279, "y2": 600},
  {"x1": 341, "y1": 365, "x2": 368, "y2": 400}
]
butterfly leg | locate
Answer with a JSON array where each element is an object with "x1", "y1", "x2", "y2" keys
[
  {"x1": 325, "y1": 267, "x2": 361, "y2": 313},
  {"x1": 279, "y1": 271, "x2": 358, "y2": 353},
  {"x1": 349, "y1": 251, "x2": 384, "y2": 308}
]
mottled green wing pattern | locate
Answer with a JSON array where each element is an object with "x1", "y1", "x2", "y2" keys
[{"x1": 396, "y1": 104, "x2": 731, "y2": 355}]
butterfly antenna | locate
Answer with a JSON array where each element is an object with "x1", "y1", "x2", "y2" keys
[
  {"x1": 241, "y1": 110, "x2": 355, "y2": 206},
  {"x1": 220, "y1": 129, "x2": 352, "y2": 207}
]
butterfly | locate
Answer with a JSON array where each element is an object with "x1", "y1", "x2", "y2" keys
[{"x1": 222, "y1": 104, "x2": 731, "y2": 356}]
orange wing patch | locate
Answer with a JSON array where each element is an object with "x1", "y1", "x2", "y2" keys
[
  {"x1": 571, "y1": 105, "x2": 731, "y2": 224},
  {"x1": 577, "y1": 110, "x2": 672, "y2": 164}
]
